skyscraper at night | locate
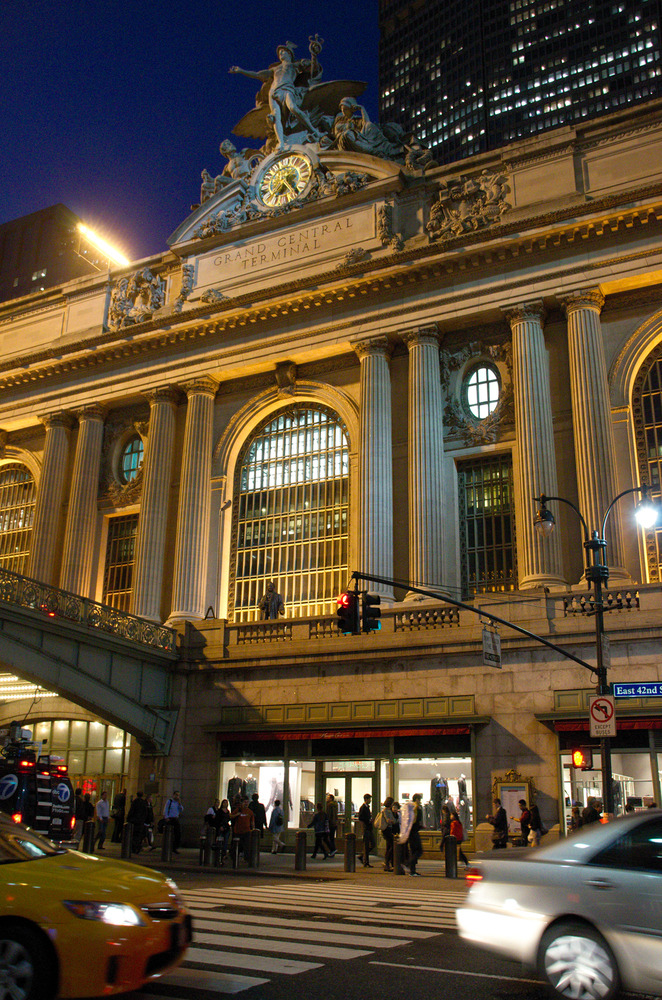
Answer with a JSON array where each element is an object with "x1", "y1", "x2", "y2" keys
[{"x1": 379, "y1": 0, "x2": 662, "y2": 163}]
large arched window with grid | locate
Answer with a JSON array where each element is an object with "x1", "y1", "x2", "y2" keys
[
  {"x1": 231, "y1": 405, "x2": 349, "y2": 621},
  {"x1": 0, "y1": 463, "x2": 36, "y2": 575},
  {"x1": 634, "y1": 346, "x2": 662, "y2": 581}
]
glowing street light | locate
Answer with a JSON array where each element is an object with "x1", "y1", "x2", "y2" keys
[{"x1": 76, "y1": 223, "x2": 130, "y2": 267}]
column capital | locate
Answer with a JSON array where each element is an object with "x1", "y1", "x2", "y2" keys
[
  {"x1": 502, "y1": 300, "x2": 545, "y2": 328},
  {"x1": 559, "y1": 289, "x2": 604, "y2": 317},
  {"x1": 75, "y1": 404, "x2": 106, "y2": 422},
  {"x1": 180, "y1": 375, "x2": 218, "y2": 398},
  {"x1": 143, "y1": 386, "x2": 181, "y2": 407},
  {"x1": 401, "y1": 324, "x2": 440, "y2": 349},
  {"x1": 352, "y1": 336, "x2": 391, "y2": 361},
  {"x1": 39, "y1": 411, "x2": 75, "y2": 431},
  {"x1": 0, "y1": 430, "x2": 7, "y2": 459}
]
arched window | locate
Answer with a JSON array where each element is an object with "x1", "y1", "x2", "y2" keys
[
  {"x1": 633, "y1": 346, "x2": 662, "y2": 581},
  {"x1": 231, "y1": 405, "x2": 349, "y2": 621},
  {"x1": 0, "y1": 463, "x2": 36, "y2": 575}
]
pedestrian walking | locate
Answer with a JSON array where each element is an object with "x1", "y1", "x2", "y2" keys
[
  {"x1": 73, "y1": 787, "x2": 85, "y2": 846},
  {"x1": 528, "y1": 803, "x2": 545, "y2": 845},
  {"x1": 230, "y1": 797, "x2": 255, "y2": 862},
  {"x1": 127, "y1": 791, "x2": 149, "y2": 854},
  {"x1": 308, "y1": 802, "x2": 332, "y2": 858},
  {"x1": 249, "y1": 792, "x2": 267, "y2": 835},
  {"x1": 325, "y1": 793, "x2": 339, "y2": 854},
  {"x1": 449, "y1": 809, "x2": 469, "y2": 868},
  {"x1": 487, "y1": 798, "x2": 508, "y2": 849},
  {"x1": 95, "y1": 791, "x2": 110, "y2": 850},
  {"x1": 380, "y1": 796, "x2": 396, "y2": 871},
  {"x1": 512, "y1": 799, "x2": 531, "y2": 846},
  {"x1": 217, "y1": 799, "x2": 232, "y2": 861},
  {"x1": 164, "y1": 790, "x2": 184, "y2": 853},
  {"x1": 269, "y1": 798, "x2": 284, "y2": 854},
  {"x1": 407, "y1": 793, "x2": 424, "y2": 875},
  {"x1": 80, "y1": 792, "x2": 94, "y2": 850},
  {"x1": 358, "y1": 793, "x2": 374, "y2": 867},
  {"x1": 110, "y1": 787, "x2": 126, "y2": 842}
]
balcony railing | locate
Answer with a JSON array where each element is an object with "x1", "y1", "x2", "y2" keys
[{"x1": 0, "y1": 567, "x2": 176, "y2": 654}]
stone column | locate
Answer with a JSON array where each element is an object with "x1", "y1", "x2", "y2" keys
[
  {"x1": 505, "y1": 302, "x2": 565, "y2": 590},
  {"x1": 353, "y1": 338, "x2": 394, "y2": 601},
  {"x1": 59, "y1": 405, "x2": 105, "y2": 596},
  {"x1": 27, "y1": 412, "x2": 74, "y2": 585},
  {"x1": 403, "y1": 325, "x2": 445, "y2": 597},
  {"x1": 561, "y1": 290, "x2": 627, "y2": 579},
  {"x1": 131, "y1": 387, "x2": 179, "y2": 621},
  {"x1": 168, "y1": 376, "x2": 217, "y2": 623}
]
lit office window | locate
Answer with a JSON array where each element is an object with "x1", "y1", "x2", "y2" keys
[
  {"x1": 119, "y1": 435, "x2": 144, "y2": 484},
  {"x1": 0, "y1": 463, "x2": 36, "y2": 575},
  {"x1": 458, "y1": 454, "x2": 517, "y2": 598},
  {"x1": 102, "y1": 514, "x2": 139, "y2": 611},
  {"x1": 232, "y1": 405, "x2": 349, "y2": 621},
  {"x1": 465, "y1": 364, "x2": 501, "y2": 419}
]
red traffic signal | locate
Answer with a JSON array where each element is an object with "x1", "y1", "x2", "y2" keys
[
  {"x1": 571, "y1": 746, "x2": 593, "y2": 770},
  {"x1": 336, "y1": 591, "x2": 360, "y2": 635}
]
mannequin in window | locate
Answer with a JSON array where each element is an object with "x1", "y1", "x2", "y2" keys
[
  {"x1": 259, "y1": 580, "x2": 285, "y2": 619},
  {"x1": 458, "y1": 774, "x2": 467, "y2": 798}
]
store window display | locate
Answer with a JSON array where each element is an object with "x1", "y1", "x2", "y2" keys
[
  {"x1": 397, "y1": 758, "x2": 473, "y2": 831},
  {"x1": 220, "y1": 759, "x2": 315, "y2": 828}
]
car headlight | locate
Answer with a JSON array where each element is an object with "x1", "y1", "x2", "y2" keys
[{"x1": 63, "y1": 901, "x2": 146, "y2": 926}]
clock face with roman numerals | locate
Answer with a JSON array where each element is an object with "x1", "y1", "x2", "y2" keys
[{"x1": 257, "y1": 153, "x2": 314, "y2": 208}]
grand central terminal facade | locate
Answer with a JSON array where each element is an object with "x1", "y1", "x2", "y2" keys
[{"x1": 2, "y1": 43, "x2": 662, "y2": 847}]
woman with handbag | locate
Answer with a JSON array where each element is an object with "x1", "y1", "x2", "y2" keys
[{"x1": 269, "y1": 798, "x2": 285, "y2": 854}]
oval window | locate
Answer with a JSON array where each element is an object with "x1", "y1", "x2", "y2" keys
[
  {"x1": 119, "y1": 435, "x2": 144, "y2": 484},
  {"x1": 465, "y1": 365, "x2": 500, "y2": 419}
]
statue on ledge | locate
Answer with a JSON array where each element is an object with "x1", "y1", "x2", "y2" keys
[{"x1": 258, "y1": 581, "x2": 285, "y2": 620}]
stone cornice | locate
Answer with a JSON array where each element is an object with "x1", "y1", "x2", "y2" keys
[{"x1": 0, "y1": 185, "x2": 661, "y2": 395}]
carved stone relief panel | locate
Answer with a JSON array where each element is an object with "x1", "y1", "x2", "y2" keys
[
  {"x1": 98, "y1": 404, "x2": 150, "y2": 507},
  {"x1": 440, "y1": 338, "x2": 514, "y2": 446}
]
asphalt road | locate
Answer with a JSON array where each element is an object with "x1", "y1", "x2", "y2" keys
[{"x1": 118, "y1": 872, "x2": 551, "y2": 1000}]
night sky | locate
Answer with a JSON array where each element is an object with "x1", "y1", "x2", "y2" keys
[{"x1": 2, "y1": 1, "x2": 380, "y2": 261}]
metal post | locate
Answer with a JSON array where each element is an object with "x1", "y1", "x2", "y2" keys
[
  {"x1": 344, "y1": 832, "x2": 356, "y2": 872},
  {"x1": 161, "y1": 821, "x2": 173, "y2": 862},
  {"x1": 444, "y1": 834, "x2": 458, "y2": 879},
  {"x1": 294, "y1": 831, "x2": 307, "y2": 870},
  {"x1": 249, "y1": 828, "x2": 261, "y2": 868},
  {"x1": 230, "y1": 837, "x2": 240, "y2": 868},
  {"x1": 585, "y1": 532, "x2": 614, "y2": 817},
  {"x1": 82, "y1": 821, "x2": 95, "y2": 854},
  {"x1": 121, "y1": 821, "x2": 133, "y2": 860},
  {"x1": 201, "y1": 832, "x2": 213, "y2": 866}
]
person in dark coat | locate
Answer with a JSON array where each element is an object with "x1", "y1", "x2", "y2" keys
[
  {"x1": 126, "y1": 791, "x2": 149, "y2": 854},
  {"x1": 582, "y1": 797, "x2": 601, "y2": 825},
  {"x1": 487, "y1": 798, "x2": 508, "y2": 849},
  {"x1": 111, "y1": 788, "x2": 126, "y2": 842},
  {"x1": 248, "y1": 793, "x2": 267, "y2": 834}
]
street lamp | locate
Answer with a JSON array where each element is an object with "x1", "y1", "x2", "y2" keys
[{"x1": 533, "y1": 484, "x2": 658, "y2": 816}]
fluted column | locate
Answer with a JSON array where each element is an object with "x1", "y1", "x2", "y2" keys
[
  {"x1": 59, "y1": 405, "x2": 105, "y2": 596},
  {"x1": 505, "y1": 302, "x2": 565, "y2": 589},
  {"x1": 131, "y1": 387, "x2": 179, "y2": 621},
  {"x1": 353, "y1": 338, "x2": 394, "y2": 601},
  {"x1": 168, "y1": 376, "x2": 217, "y2": 622},
  {"x1": 561, "y1": 290, "x2": 627, "y2": 579},
  {"x1": 27, "y1": 412, "x2": 74, "y2": 585},
  {"x1": 403, "y1": 326, "x2": 445, "y2": 597}
]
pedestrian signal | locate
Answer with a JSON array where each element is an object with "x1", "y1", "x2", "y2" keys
[
  {"x1": 571, "y1": 747, "x2": 593, "y2": 770},
  {"x1": 336, "y1": 591, "x2": 360, "y2": 635},
  {"x1": 361, "y1": 592, "x2": 382, "y2": 632}
]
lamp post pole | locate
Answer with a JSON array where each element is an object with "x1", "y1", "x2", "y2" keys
[{"x1": 534, "y1": 486, "x2": 655, "y2": 818}]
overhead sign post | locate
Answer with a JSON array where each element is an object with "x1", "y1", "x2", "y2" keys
[
  {"x1": 589, "y1": 694, "x2": 616, "y2": 738},
  {"x1": 482, "y1": 628, "x2": 501, "y2": 668}
]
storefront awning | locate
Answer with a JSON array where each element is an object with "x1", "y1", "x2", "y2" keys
[
  {"x1": 216, "y1": 724, "x2": 472, "y2": 741},
  {"x1": 553, "y1": 717, "x2": 662, "y2": 732}
]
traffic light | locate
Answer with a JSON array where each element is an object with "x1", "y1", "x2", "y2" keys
[
  {"x1": 361, "y1": 591, "x2": 382, "y2": 632},
  {"x1": 571, "y1": 746, "x2": 594, "y2": 770},
  {"x1": 336, "y1": 591, "x2": 360, "y2": 634}
]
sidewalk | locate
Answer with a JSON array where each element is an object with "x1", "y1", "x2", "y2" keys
[{"x1": 94, "y1": 840, "x2": 470, "y2": 892}]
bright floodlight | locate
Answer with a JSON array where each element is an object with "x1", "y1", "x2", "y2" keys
[{"x1": 77, "y1": 224, "x2": 130, "y2": 266}]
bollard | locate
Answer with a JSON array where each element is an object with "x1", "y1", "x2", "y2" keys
[
  {"x1": 121, "y1": 822, "x2": 133, "y2": 860},
  {"x1": 394, "y1": 838, "x2": 405, "y2": 875},
  {"x1": 249, "y1": 829, "x2": 261, "y2": 868},
  {"x1": 294, "y1": 831, "x2": 307, "y2": 870},
  {"x1": 344, "y1": 832, "x2": 356, "y2": 872},
  {"x1": 161, "y1": 822, "x2": 173, "y2": 862},
  {"x1": 200, "y1": 831, "x2": 213, "y2": 866},
  {"x1": 212, "y1": 840, "x2": 223, "y2": 867},
  {"x1": 230, "y1": 837, "x2": 240, "y2": 869},
  {"x1": 82, "y1": 822, "x2": 96, "y2": 854},
  {"x1": 444, "y1": 834, "x2": 458, "y2": 879}
]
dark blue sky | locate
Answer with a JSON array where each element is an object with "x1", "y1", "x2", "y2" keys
[{"x1": 1, "y1": 1, "x2": 379, "y2": 260}]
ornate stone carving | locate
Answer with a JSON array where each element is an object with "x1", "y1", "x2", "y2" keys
[
  {"x1": 440, "y1": 341, "x2": 514, "y2": 444},
  {"x1": 98, "y1": 405, "x2": 149, "y2": 507},
  {"x1": 173, "y1": 264, "x2": 195, "y2": 314},
  {"x1": 335, "y1": 247, "x2": 369, "y2": 269},
  {"x1": 40, "y1": 412, "x2": 74, "y2": 432},
  {"x1": 427, "y1": 169, "x2": 511, "y2": 240},
  {"x1": 108, "y1": 268, "x2": 165, "y2": 330},
  {"x1": 377, "y1": 202, "x2": 404, "y2": 251},
  {"x1": 352, "y1": 336, "x2": 390, "y2": 360},
  {"x1": 401, "y1": 324, "x2": 440, "y2": 349},
  {"x1": 559, "y1": 288, "x2": 605, "y2": 316},
  {"x1": 181, "y1": 375, "x2": 219, "y2": 398},
  {"x1": 200, "y1": 288, "x2": 228, "y2": 304},
  {"x1": 274, "y1": 361, "x2": 297, "y2": 396}
]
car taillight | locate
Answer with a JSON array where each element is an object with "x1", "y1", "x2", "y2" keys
[
  {"x1": 11, "y1": 812, "x2": 22, "y2": 824},
  {"x1": 70, "y1": 815, "x2": 76, "y2": 830},
  {"x1": 465, "y1": 867, "x2": 484, "y2": 885},
  {"x1": 19, "y1": 760, "x2": 35, "y2": 769}
]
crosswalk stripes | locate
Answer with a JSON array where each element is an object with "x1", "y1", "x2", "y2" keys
[{"x1": 137, "y1": 880, "x2": 462, "y2": 996}]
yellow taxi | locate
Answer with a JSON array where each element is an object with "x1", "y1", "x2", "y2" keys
[{"x1": 0, "y1": 813, "x2": 191, "y2": 999}]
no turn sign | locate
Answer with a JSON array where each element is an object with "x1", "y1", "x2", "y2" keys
[{"x1": 589, "y1": 694, "x2": 616, "y2": 738}]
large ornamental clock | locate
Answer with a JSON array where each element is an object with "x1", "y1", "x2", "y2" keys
[{"x1": 257, "y1": 152, "x2": 314, "y2": 208}]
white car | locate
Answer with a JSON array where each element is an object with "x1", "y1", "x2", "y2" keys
[{"x1": 457, "y1": 810, "x2": 662, "y2": 1000}]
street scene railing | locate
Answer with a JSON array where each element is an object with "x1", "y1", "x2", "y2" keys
[{"x1": 0, "y1": 567, "x2": 176, "y2": 654}]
